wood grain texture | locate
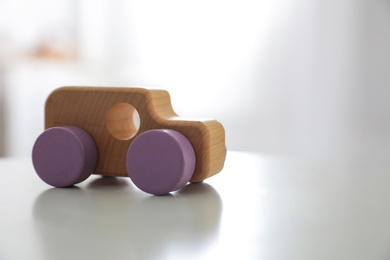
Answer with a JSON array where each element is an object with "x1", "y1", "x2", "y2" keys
[{"x1": 45, "y1": 86, "x2": 226, "y2": 182}]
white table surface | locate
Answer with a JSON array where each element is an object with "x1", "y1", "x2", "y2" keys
[{"x1": 1, "y1": 151, "x2": 390, "y2": 260}]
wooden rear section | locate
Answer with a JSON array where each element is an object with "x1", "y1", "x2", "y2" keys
[{"x1": 45, "y1": 87, "x2": 225, "y2": 182}]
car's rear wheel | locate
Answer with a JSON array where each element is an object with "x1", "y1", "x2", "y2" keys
[{"x1": 32, "y1": 126, "x2": 98, "y2": 187}]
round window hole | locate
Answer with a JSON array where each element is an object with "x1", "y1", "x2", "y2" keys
[{"x1": 106, "y1": 103, "x2": 140, "y2": 140}]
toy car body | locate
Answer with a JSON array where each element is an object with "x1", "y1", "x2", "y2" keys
[{"x1": 32, "y1": 87, "x2": 226, "y2": 195}]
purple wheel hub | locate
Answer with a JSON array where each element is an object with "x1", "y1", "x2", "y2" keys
[
  {"x1": 126, "y1": 129, "x2": 196, "y2": 195},
  {"x1": 32, "y1": 126, "x2": 98, "y2": 187}
]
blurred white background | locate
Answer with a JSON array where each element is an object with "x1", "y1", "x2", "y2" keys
[{"x1": 0, "y1": 0, "x2": 389, "y2": 160}]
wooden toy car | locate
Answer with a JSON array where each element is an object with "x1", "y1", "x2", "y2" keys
[{"x1": 32, "y1": 87, "x2": 226, "y2": 195}]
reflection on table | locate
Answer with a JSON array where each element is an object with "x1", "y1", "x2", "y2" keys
[{"x1": 33, "y1": 178, "x2": 222, "y2": 260}]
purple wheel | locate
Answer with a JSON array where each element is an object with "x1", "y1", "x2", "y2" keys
[
  {"x1": 126, "y1": 129, "x2": 196, "y2": 195},
  {"x1": 32, "y1": 126, "x2": 98, "y2": 187}
]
